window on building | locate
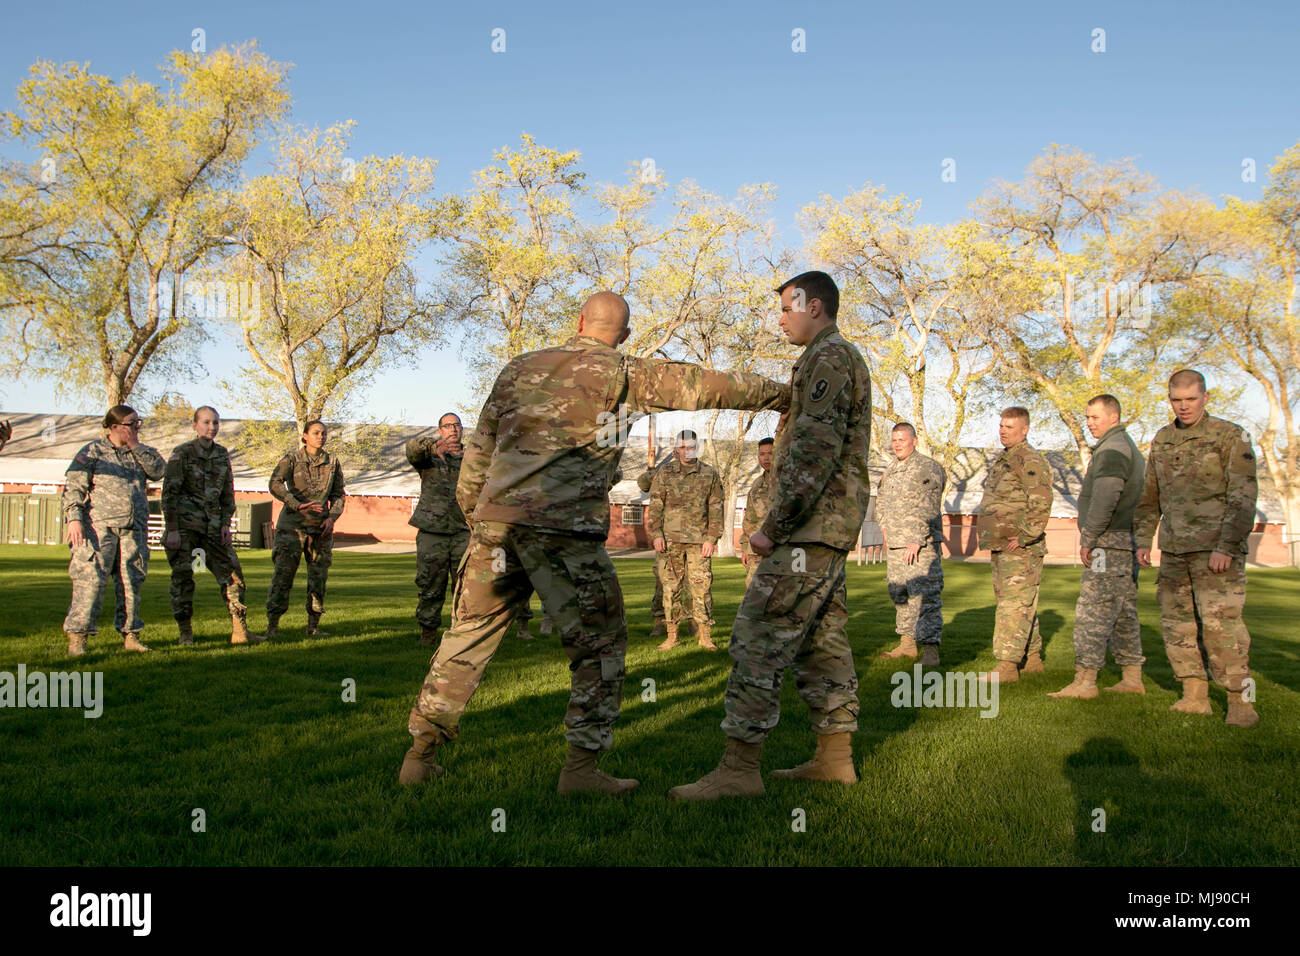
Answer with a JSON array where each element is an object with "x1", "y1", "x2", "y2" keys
[{"x1": 622, "y1": 504, "x2": 644, "y2": 526}]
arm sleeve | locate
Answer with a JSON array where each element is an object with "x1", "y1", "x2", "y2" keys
[
  {"x1": 221, "y1": 453, "x2": 236, "y2": 525},
  {"x1": 457, "y1": 386, "x2": 501, "y2": 520},
  {"x1": 629, "y1": 359, "x2": 790, "y2": 415},
  {"x1": 1133, "y1": 454, "x2": 1161, "y2": 549},
  {"x1": 327, "y1": 461, "x2": 347, "y2": 520},
  {"x1": 646, "y1": 470, "x2": 665, "y2": 538},
  {"x1": 1217, "y1": 429, "x2": 1259, "y2": 554},
  {"x1": 636, "y1": 470, "x2": 654, "y2": 493},
  {"x1": 162, "y1": 449, "x2": 183, "y2": 532},
  {"x1": 133, "y1": 444, "x2": 167, "y2": 481},
  {"x1": 269, "y1": 455, "x2": 300, "y2": 512},
  {"x1": 706, "y1": 472, "x2": 724, "y2": 542},
  {"x1": 1078, "y1": 475, "x2": 1125, "y2": 548},
  {"x1": 740, "y1": 475, "x2": 761, "y2": 552},
  {"x1": 62, "y1": 447, "x2": 93, "y2": 524},
  {"x1": 1022, "y1": 459, "x2": 1053, "y2": 540},
  {"x1": 406, "y1": 437, "x2": 435, "y2": 469},
  {"x1": 907, "y1": 461, "x2": 947, "y2": 546}
]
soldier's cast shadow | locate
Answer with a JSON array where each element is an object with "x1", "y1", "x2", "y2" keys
[{"x1": 921, "y1": 606, "x2": 1065, "y2": 671}]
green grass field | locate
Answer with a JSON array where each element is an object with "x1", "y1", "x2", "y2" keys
[{"x1": 1, "y1": 543, "x2": 1297, "y2": 866}]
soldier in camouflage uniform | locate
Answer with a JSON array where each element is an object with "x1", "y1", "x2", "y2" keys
[
  {"x1": 1050, "y1": 395, "x2": 1145, "y2": 699},
  {"x1": 739, "y1": 437, "x2": 775, "y2": 590},
  {"x1": 976, "y1": 407, "x2": 1054, "y2": 685},
  {"x1": 163, "y1": 406, "x2": 261, "y2": 647},
  {"x1": 671, "y1": 271, "x2": 870, "y2": 801},
  {"x1": 648, "y1": 430, "x2": 725, "y2": 651},
  {"x1": 1136, "y1": 369, "x2": 1260, "y2": 727},
  {"x1": 877, "y1": 422, "x2": 947, "y2": 666},
  {"x1": 62, "y1": 405, "x2": 166, "y2": 655},
  {"x1": 266, "y1": 420, "x2": 346, "y2": 638},
  {"x1": 397, "y1": 291, "x2": 789, "y2": 795},
  {"x1": 408, "y1": 413, "x2": 472, "y2": 646},
  {"x1": 638, "y1": 459, "x2": 692, "y2": 637}
]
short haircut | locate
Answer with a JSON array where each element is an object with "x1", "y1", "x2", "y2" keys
[
  {"x1": 303, "y1": 419, "x2": 325, "y2": 434},
  {"x1": 891, "y1": 422, "x2": 917, "y2": 438},
  {"x1": 1001, "y1": 406, "x2": 1030, "y2": 426},
  {"x1": 1168, "y1": 369, "x2": 1207, "y2": 394},
  {"x1": 193, "y1": 405, "x2": 219, "y2": 422},
  {"x1": 757, "y1": 437, "x2": 775, "y2": 447},
  {"x1": 676, "y1": 429, "x2": 697, "y2": 443},
  {"x1": 776, "y1": 270, "x2": 839, "y2": 319},
  {"x1": 103, "y1": 405, "x2": 136, "y2": 428},
  {"x1": 1086, "y1": 394, "x2": 1121, "y2": 418},
  {"x1": 438, "y1": 412, "x2": 462, "y2": 426}
]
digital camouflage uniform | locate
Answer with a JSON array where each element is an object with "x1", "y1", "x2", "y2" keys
[
  {"x1": 267, "y1": 448, "x2": 346, "y2": 621},
  {"x1": 406, "y1": 334, "x2": 789, "y2": 753},
  {"x1": 877, "y1": 451, "x2": 947, "y2": 646},
  {"x1": 647, "y1": 458, "x2": 724, "y2": 629},
  {"x1": 976, "y1": 440, "x2": 1054, "y2": 664},
  {"x1": 162, "y1": 438, "x2": 246, "y2": 625},
  {"x1": 407, "y1": 438, "x2": 471, "y2": 632},
  {"x1": 723, "y1": 323, "x2": 871, "y2": 744},
  {"x1": 1135, "y1": 414, "x2": 1258, "y2": 692},
  {"x1": 740, "y1": 467, "x2": 773, "y2": 589},
  {"x1": 638, "y1": 462, "x2": 693, "y2": 626},
  {"x1": 1073, "y1": 424, "x2": 1145, "y2": 670},
  {"x1": 62, "y1": 439, "x2": 167, "y2": 635}
]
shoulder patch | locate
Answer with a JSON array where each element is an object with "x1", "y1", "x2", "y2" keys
[
  {"x1": 74, "y1": 452, "x2": 90, "y2": 465},
  {"x1": 803, "y1": 358, "x2": 848, "y2": 416}
]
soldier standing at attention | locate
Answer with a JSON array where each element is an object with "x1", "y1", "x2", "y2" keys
[
  {"x1": 1136, "y1": 369, "x2": 1260, "y2": 727},
  {"x1": 739, "y1": 436, "x2": 775, "y2": 589},
  {"x1": 638, "y1": 457, "x2": 694, "y2": 639},
  {"x1": 397, "y1": 291, "x2": 789, "y2": 794},
  {"x1": 62, "y1": 405, "x2": 166, "y2": 655},
  {"x1": 877, "y1": 422, "x2": 947, "y2": 667},
  {"x1": 1049, "y1": 395, "x2": 1145, "y2": 699},
  {"x1": 976, "y1": 406, "x2": 1054, "y2": 685},
  {"x1": 670, "y1": 270, "x2": 871, "y2": 801},
  {"x1": 163, "y1": 406, "x2": 261, "y2": 647},
  {"x1": 265, "y1": 420, "x2": 346, "y2": 639},
  {"x1": 408, "y1": 413, "x2": 471, "y2": 647},
  {"x1": 648, "y1": 430, "x2": 725, "y2": 652}
]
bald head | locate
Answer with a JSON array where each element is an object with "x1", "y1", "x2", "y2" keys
[{"x1": 578, "y1": 292, "x2": 631, "y2": 346}]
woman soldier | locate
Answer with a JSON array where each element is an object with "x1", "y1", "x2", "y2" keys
[{"x1": 62, "y1": 405, "x2": 167, "y2": 655}]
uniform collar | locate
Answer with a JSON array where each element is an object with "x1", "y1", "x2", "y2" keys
[
  {"x1": 1094, "y1": 423, "x2": 1127, "y2": 445},
  {"x1": 304, "y1": 449, "x2": 329, "y2": 465}
]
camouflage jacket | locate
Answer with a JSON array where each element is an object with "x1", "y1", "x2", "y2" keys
[
  {"x1": 877, "y1": 451, "x2": 947, "y2": 549},
  {"x1": 162, "y1": 438, "x2": 237, "y2": 538},
  {"x1": 406, "y1": 438, "x2": 468, "y2": 535},
  {"x1": 269, "y1": 448, "x2": 346, "y2": 532},
  {"x1": 1134, "y1": 413, "x2": 1258, "y2": 556},
  {"x1": 740, "y1": 468, "x2": 773, "y2": 555},
  {"x1": 459, "y1": 335, "x2": 789, "y2": 537},
  {"x1": 1077, "y1": 424, "x2": 1144, "y2": 551},
  {"x1": 758, "y1": 324, "x2": 873, "y2": 551},
  {"x1": 976, "y1": 441, "x2": 1053, "y2": 552},
  {"x1": 646, "y1": 458, "x2": 724, "y2": 544},
  {"x1": 636, "y1": 458, "x2": 670, "y2": 494},
  {"x1": 62, "y1": 439, "x2": 166, "y2": 528}
]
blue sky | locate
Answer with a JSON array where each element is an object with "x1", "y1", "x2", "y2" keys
[{"x1": 3, "y1": 0, "x2": 1298, "y2": 430}]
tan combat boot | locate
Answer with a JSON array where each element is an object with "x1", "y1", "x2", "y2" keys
[
  {"x1": 306, "y1": 612, "x2": 330, "y2": 637},
  {"x1": 230, "y1": 611, "x2": 264, "y2": 645},
  {"x1": 697, "y1": 622, "x2": 718, "y2": 652},
  {"x1": 66, "y1": 632, "x2": 88, "y2": 657},
  {"x1": 418, "y1": 626, "x2": 439, "y2": 647},
  {"x1": 517, "y1": 619, "x2": 535, "y2": 641},
  {"x1": 1103, "y1": 665, "x2": 1146, "y2": 694},
  {"x1": 1048, "y1": 667, "x2": 1100, "y2": 699},
  {"x1": 1170, "y1": 676, "x2": 1212, "y2": 715},
  {"x1": 398, "y1": 714, "x2": 447, "y2": 785},
  {"x1": 123, "y1": 632, "x2": 151, "y2": 653},
  {"x1": 657, "y1": 622, "x2": 681, "y2": 651},
  {"x1": 1020, "y1": 653, "x2": 1045, "y2": 674},
  {"x1": 650, "y1": 619, "x2": 667, "y2": 639},
  {"x1": 981, "y1": 660, "x2": 1020, "y2": 684},
  {"x1": 770, "y1": 733, "x2": 857, "y2": 784},
  {"x1": 177, "y1": 619, "x2": 194, "y2": 646},
  {"x1": 1225, "y1": 690, "x2": 1260, "y2": 728},
  {"x1": 919, "y1": 644, "x2": 940, "y2": 666},
  {"x1": 539, "y1": 614, "x2": 555, "y2": 635},
  {"x1": 668, "y1": 738, "x2": 765, "y2": 801},
  {"x1": 879, "y1": 636, "x2": 918, "y2": 659},
  {"x1": 556, "y1": 744, "x2": 639, "y2": 795}
]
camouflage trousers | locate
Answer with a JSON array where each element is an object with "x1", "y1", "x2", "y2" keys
[
  {"x1": 886, "y1": 545, "x2": 944, "y2": 645},
  {"x1": 1158, "y1": 550, "x2": 1252, "y2": 692},
  {"x1": 655, "y1": 542, "x2": 713, "y2": 625},
  {"x1": 650, "y1": 569, "x2": 694, "y2": 622},
  {"x1": 721, "y1": 544, "x2": 859, "y2": 744},
  {"x1": 1072, "y1": 548, "x2": 1143, "y2": 670},
  {"x1": 267, "y1": 527, "x2": 334, "y2": 619},
  {"x1": 409, "y1": 521, "x2": 627, "y2": 751},
  {"x1": 64, "y1": 521, "x2": 149, "y2": 635},
  {"x1": 991, "y1": 542, "x2": 1045, "y2": 663},
  {"x1": 165, "y1": 529, "x2": 246, "y2": 622},
  {"x1": 415, "y1": 529, "x2": 469, "y2": 629}
]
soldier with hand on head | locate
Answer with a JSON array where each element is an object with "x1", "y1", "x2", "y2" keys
[
  {"x1": 1049, "y1": 395, "x2": 1145, "y2": 699},
  {"x1": 648, "y1": 430, "x2": 725, "y2": 652},
  {"x1": 163, "y1": 405, "x2": 262, "y2": 647},
  {"x1": 877, "y1": 422, "x2": 947, "y2": 667},
  {"x1": 61, "y1": 405, "x2": 166, "y2": 656},
  {"x1": 976, "y1": 406, "x2": 1054, "y2": 684},
  {"x1": 408, "y1": 412, "x2": 471, "y2": 647},
  {"x1": 1136, "y1": 369, "x2": 1260, "y2": 727},
  {"x1": 266, "y1": 420, "x2": 346, "y2": 639},
  {"x1": 739, "y1": 436, "x2": 775, "y2": 589}
]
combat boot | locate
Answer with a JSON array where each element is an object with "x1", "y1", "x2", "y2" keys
[
  {"x1": 1225, "y1": 690, "x2": 1260, "y2": 728},
  {"x1": 556, "y1": 744, "x2": 639, "y2": 795},
  {"x1": 919, "y1": 643, "x2": 940, "y2": 666},
  {"x1": 263, "y1": 616, "x2": 280, "y2": 642},
  {"x1": 770, "y1": 733, "x2": 857, "y2": 784},
  {"x1": 668, "y1": 738, "x2": 765, "y2": 801},
  {"x1": 177, "y1": 619, "x2": 194, "y2": 646},
  {"x1": 306, "y1": 613, "x2": 330, "y2": 637},
  {"x1": 1102, "y1": 665, "x2": 1146, "y2": 694},
  {"x1": 981, "y1": 660, "x2": 1019, "y2": 684},
  {"x1": 418, "y1": 626, "x2": 439, "y2": 647},
  {"x1": 879, "y1": 636, "x2": 918, "y2": 659},
  {"x1": 230, "y1": 611, "x2": 264, "y2": 645},
  {"x1": 66, "y1": 632, "x2": 88, "y2": 657},
  {"x1": 1020, "y1": 653, "x2": 1045, "y2": 674},
  {"x1": 539, "y1": 614, "x2": 555, "y2": 635},
  {"x1": 517, "y1": 619, "x2": 535, "y2": 641},
  {"x1": 657, "y1": 622, "x2": 681, "y2": 651},
  {"x1": 696, "y1": 623, "x2": 718, "y2": 651},
  {"x1": 650, "y1": 619, "x2": 667, "y2": 639},
  {"x1": 1170, "y1": 676, "x2": 1212, "y2": 715},
  {"x1": 1047, "y1": 667, "x2": 1099, "y2": 699},
  {"x1": 123, "y1": 632, "x2": 151, "y2": 653},
  {"x1": 398, "y1": 713, "x2": 447, "y2": 785}
]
